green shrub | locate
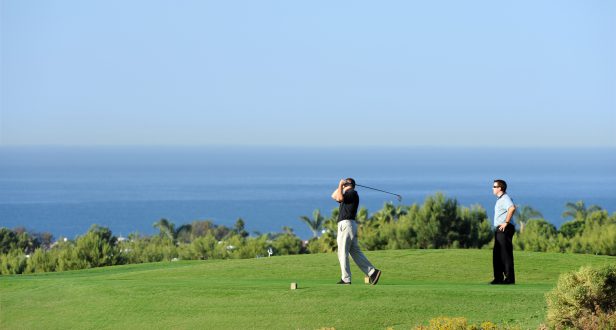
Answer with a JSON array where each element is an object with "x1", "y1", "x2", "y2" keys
[
  {"x1": 26, "y1": 248, "x2": 57, "y2": 273},
  {"x1": 234, "y1": 235, "x2": 268, "y2": 258},
  {"x1": 0, "y1": 250, "x2": 28, "y2": 274},
  {"x1": 545, "y1": 264, "x2": 616, "y2": 329},
  {"x1": 55, "y1": 242, "x2": 88, "y2": 271},
  {"x1": 414, "y1": 317, "x2": 520, "y2": 330},
  {"x1": 568, "y1": 221, "x2": 616, "y2": 256},
  {"x1": 74, "y1": 225, "x2": 121, "y2": 268},
  {"x1": 271, "y1": 233, "x2": 303, "y2": 255},
  {"x1": 559, "y1": 220, "x2": 585, "y2": 238},
  {"x1": 306, "y1": 234, "x2": 336, "y2": 254},
  {"x1": 514, "y1": 219, "x2": 559, "y2": 252}
]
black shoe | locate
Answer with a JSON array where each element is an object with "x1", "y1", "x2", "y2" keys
[
  {"x1": 490, "y1": 279, "x2": 504, "y2": 285},
  {"x1": 369, "y1": 269, "x2": 382, "y2": 285},
  {"x1": 502, "y1": 279, "x2": 515, "y2": 285},
  {"x1": 337, "y1": 280, "x2": 351, "y2": 285}
]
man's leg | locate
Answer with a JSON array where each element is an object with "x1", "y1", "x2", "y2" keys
[
  {"x1": 493, "y1": 230, "x2": 504, "y2": 282},
  {"x1": 347, "y1": 220, "x2": 376, "y2": 276},
  {"x1": 337, "y1": 220, "x2": 352, "y2": 283},
  {"x1": 503, "y1": 224, "x2": 515, "y2": 283}
]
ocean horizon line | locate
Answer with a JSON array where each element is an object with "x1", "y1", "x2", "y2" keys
[{"x1": 2, "y1": 144, "x2": 615, "y2": 150}]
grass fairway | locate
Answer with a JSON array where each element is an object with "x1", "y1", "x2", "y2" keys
[{"x1": 1, "y1": 249, "x2": 615, "y2": 329}]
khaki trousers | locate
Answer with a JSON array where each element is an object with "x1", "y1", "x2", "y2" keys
[{"x1": 337, "y1": 220, "x2": 375, "y2": 283}]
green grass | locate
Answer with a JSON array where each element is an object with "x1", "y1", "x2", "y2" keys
[{"x1": 1, "y1": 249, "x2": 615, "y2": 329}]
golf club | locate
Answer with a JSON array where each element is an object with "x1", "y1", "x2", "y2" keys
[{"x1": 355, "y1": 184, "x2": 402, "y2": 202}]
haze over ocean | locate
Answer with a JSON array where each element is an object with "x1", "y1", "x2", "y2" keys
[{"x1": 1, "y1": 146, "x2": 614, "y2": 240}]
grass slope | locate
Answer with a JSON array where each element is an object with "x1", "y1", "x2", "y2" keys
[{"x1": 1, "y1": 249, "x2": 615, "y2": 329}]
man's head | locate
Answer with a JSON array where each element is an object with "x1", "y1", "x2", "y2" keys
[
  {"x1": 493, "y1": 179, "x2": 507, "y2": 196},
  {"x1": 343, "y1": 178, "x2": 356, "y2": 190}
]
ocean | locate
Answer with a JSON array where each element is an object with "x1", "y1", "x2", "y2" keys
[{"x1": 0, "y1": 146, "x2": 614, "y2": 240}]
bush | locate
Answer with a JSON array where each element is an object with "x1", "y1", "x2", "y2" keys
[
  {"x1": 575, "y1": 308, "x2": 616, "y2": 330},
  {"x1": 545, "y1": 264, "x2": 616, "y2": 329},
  {"x1": 306, "y1": 233, "x2": 336, "y2": 254},
  {"x1": 422, "y1": 316, "x2": 468, "y2": 330},
  {"x1": 0, "y1": 250, "x2": 28, "y2": 275},
  {"x1": 55, "y1": 242, "x2": 88, "y2": 271},
  {"x1": 234, "y1": 235, "x2": 268, "y2": 258},
  {"x1": 559, "y1": 220, "x2": 585, "y2": 238},
  {"x1": 514, "y1": 219, "x2": 559, "y2": 252},
  {"x1": 271, "y1": 233, "x2": 304, "y2": 255},
  {"x1": 568, "y1": 219, "x2": 616, "y2": 256},
  {"x1": 75, "y1": 225, "x2": 120, "y2": 268},
  {"x1": 178, "y1": 234, "x2": 222, "y2": 260},
  {"x1": 414, "y1": 317, "x2": 520, "y2": 330},
  {"x1": 138, "y1": 237, "x2": 178, "y2": 262},
  {"x1": 26, "y1": 248, "x2": 57, "y2": 273}
]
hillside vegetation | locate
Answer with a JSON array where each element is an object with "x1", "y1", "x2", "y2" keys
[{"x1": 2, "y1": 195, "x2": 614, "y2": 276}]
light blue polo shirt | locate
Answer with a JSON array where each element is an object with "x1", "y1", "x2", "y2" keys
[{"x1": 494, "y1": 193, "x2": 515, "y2": 227}]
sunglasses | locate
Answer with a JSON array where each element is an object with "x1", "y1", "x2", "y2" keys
[{"x1": 493, "y1": 186, "x2": 500, "y2": 188}]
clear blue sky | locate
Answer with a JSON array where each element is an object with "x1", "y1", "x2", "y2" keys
[{"x1": 1, "y1": 1, "x2": 615, "y2": 147}]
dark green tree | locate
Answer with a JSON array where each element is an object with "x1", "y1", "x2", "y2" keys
[
  {"x1": 234, "y1": 218, "x2": 249, "y2": 238},
  {"x1": 559, "y1": 220, "x2": 586, "y2": 238},
  {"x1": 75, "y1": 225, "x2": 120, "y2": 268}
]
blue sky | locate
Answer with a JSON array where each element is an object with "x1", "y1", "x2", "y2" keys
[{"x1": 1, "y1": 1, "x2": 615, "y2": 147}]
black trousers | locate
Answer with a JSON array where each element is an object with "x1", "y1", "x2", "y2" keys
[{"x1": 493, "y1": 223, "x2": 515, "y2": 283}]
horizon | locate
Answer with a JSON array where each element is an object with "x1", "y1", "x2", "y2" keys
[{"x1": 2, "y1": 144, "x2": 616, "y2": 149}]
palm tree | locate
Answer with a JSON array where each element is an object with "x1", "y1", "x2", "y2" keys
[
  {"x1": 516, "y1": 205, "x2": 543, "y2": 232},
  {"x1": 153, "y1": 218, "x2": 192, "y2": 243},
  {"x1": 175, "y1": 224, "x2": 193, "y2": 243},
  {"x1": 299, "y1": 209, "x2": 325, "y2": 238},
  {"x1": 153, "y1": 218, "x2": 175, "y2": 241},
  {"x1": 371, "y1": 202, "x2": 407, "y2": 225},
  {"x1": 562, "y1": 201, "x2": 602, "y2": 221},
  {"x1": 322, "y1": 208, "x2": 340, "y2": 234}
]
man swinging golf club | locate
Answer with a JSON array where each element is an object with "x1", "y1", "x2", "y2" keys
[{"x1": 332, "y1": 178, "x2": 381, "y2": 285}]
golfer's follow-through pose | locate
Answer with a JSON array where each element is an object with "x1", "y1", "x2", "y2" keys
[
  {"x1": 332, "y1": 178, "x2": 381, "y2": 285},
  {"x1": 491, "y1": 179, "x2": 516, "y2": 284}
]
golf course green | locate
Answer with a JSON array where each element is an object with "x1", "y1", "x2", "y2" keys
[{"x1": 1, "y1": 249, "x2": 614, "y2": 329}]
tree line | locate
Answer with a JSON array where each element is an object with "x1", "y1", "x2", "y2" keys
[{"x1": 1, "y1": 193, "x2": 615, "y2": 275}]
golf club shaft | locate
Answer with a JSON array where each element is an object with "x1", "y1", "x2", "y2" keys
[{"x1": 355, "y1": 184, "x2": 402, "y2": 201}]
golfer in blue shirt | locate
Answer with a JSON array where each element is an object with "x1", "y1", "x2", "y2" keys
[{"x1": 491, "y1": 179, "x2": 516, "y2": 284}]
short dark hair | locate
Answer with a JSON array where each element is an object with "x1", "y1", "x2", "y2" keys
[
  {"x1": 494, "y1": 179, "x2": 507, "y2": 192},
  {"x1": 345, "y1": 178, "x2": 356, "y2": 188}
]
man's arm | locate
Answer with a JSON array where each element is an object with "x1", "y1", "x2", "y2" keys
[
  {"x1": 506, "y1": 205, "x2": 516, "y2": 223},
  {"x1": 331, "y1": 179, "x2": 346, "y2": 202},
  {"x1": 499, "y1": 205, "x2": 516, "y2": 231}
]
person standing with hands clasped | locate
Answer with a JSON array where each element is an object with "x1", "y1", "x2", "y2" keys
[
  {"x1": 332, "y1": 178, "x2": 381, "y2": 285},
  {"x1": 491, "y1": 179, "x2": 516, "y2": 285}
]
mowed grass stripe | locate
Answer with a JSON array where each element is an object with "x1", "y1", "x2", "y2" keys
[{"x1": 1, "y1": 249, "x2": 614, "y2": 329}]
